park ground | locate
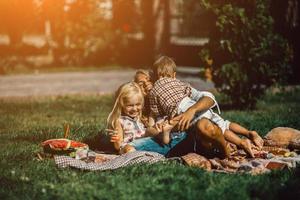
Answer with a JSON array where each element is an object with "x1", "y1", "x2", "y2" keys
[
  {"x1": 0, "y1": 66, "x2": 213, "y2": 98},
  {"x1": 0, "y1": 68, "x2": 300, "y2": 199}
]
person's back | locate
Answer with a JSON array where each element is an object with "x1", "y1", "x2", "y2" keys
[{"x1": 149, "y1": 77, "x2": 191, "y2": 119}]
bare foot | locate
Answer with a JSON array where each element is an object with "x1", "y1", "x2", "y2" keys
[
  {"x1": 249, "y1": 131, "x2": 264, "y2": 149},
  {"x1": 240, "y1": 139, "x2": 254, "y2": 158},
  {"x1": 162, "y1": 121, "x2": 175, "y2": 144}
]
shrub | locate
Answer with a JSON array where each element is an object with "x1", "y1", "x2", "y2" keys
[{"x1": 199, "y1": 0, "x2": 291, "y2": 109}]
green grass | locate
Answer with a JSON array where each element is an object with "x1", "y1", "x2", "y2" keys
[{"x1": 1, "y1": 89, "x2": 300, "y2": 200}]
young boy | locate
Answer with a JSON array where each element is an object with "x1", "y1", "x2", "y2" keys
[{"x1": 149, "y1": 56, "x2": 264, "y2": 157}]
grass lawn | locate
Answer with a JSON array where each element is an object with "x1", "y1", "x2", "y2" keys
[{"x1": 0, "y1": 89, "x2": 300, "y2": 200}]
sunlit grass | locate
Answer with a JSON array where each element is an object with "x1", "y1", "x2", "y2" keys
[{"x1": 0, "y1": 89, "x2": 300, "y2": 200}]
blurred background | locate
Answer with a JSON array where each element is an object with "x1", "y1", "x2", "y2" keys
[
  {"x1": 0, "y1": 0, "x2": 299, "y2": 107},
  {"x1": 0, "y1": 0, "x2": 216, "y2": 69},
  {"x1": 0, "y1": 0, "x2": 298, "y2": 71}
]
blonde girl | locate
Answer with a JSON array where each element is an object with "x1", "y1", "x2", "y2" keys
[{"x1": 107, "y1": 82, "x2": 146, "y2": 154}]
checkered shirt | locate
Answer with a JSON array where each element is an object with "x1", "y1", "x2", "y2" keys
[{"x1": 149, "y1": 77, "x2": 191, "y2": 118}]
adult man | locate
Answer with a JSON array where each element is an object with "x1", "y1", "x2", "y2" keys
[{"x1": 134, "y1": 69, "x2": 228, "y2": 158}]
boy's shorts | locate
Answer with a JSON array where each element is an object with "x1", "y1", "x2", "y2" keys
[{"x1": 178, "y1": 97, "x2": 230, "y2": 134}]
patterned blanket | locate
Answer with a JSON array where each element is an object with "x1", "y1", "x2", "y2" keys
[
  {"x1": 53, "y1": 148, "x2": 300, "y2": 175},
  {"x1": 54, "y1": 151, "x2": 165, "y2": 171}
]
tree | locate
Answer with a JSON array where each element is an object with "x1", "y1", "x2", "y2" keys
[
  {"x1": 141, "y1": 0, "x2": 155, "y2": 63},
  {"x1": 271, "y1": 0, "x2": 300, "y2": 84},
  {"x1": 0, "y1": 0, "x2": 37, "y2": 46},
  {"x1": 39, "y1": 0, "x2": 117, "y2": 65},
  {"x1": 199, "y1": 0, "x2": 291, "y2": 109}
]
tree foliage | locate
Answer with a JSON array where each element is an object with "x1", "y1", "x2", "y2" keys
[
  {"x1": 0, "y1": 0, "x2": 128, "y2": 66},
  {"x1": 0, "y1": 0, "x2": 37, "y2": 45},
  {"x1": 199, "y1": 0, "x2": 291, "y2": 109}
]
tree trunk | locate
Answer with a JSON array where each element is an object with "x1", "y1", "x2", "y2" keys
[{"x1": 141, "y1": 0, "x2": 155, "y2": 64}]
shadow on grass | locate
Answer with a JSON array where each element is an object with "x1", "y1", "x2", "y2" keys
[
  {"x1": 0, "y1": 177, "x2": 23, "y2": 191},
  {"x1": 277, "y1": 167, "x2": 300, "y2": 199},
  {"x1": 83, "y1": 130, "x2": 116, "y2": 153}
]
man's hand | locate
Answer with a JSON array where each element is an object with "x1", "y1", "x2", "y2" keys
[{"x1": 177, "y1": 108, "x2": 196, "y2": 131}]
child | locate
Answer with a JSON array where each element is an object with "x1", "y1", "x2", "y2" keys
[
  {"x1": 106, "y1": 81, "x2": 168, "y2": 154},
  {"x1": 106, "y1": 82, "x2": 147, "y2": 154},
  {"x1": 149, "y1": 56, "x2": 264, "y2": 157}
]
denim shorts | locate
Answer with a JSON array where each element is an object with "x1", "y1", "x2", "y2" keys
[{"x1": 128, "y1": 132, "x2": 187, "y2": 156}]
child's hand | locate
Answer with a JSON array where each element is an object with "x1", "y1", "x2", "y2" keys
[
  {"x1": 154, "y1": 122, "x2": 163, "y2": 133},
  {"x1": 110, "y1": 134, "x2": 121, "y2": 143},
  {"x1": 106, "y1": 129, "x2": 121, "y2": 143}
]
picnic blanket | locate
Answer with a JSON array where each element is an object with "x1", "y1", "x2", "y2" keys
[
  {"x1": 180, "y1": 147, "x2": 300, "y2": 175},
  {"x1": 53, "y1": 147, "x2": 300, "y2": 175},
  {"x1": 54, "y1": 151, "x2": 165, "y2": 171},
  {"x1": 51, "y1": 126, "x2": 300, "y2": 174}
]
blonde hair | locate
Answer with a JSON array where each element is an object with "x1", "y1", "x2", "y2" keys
[
  {"x1": 107, "y1": 82, "x2": 144, "y2": 129},
  {"x1": 134, "y1": 69, "x2": 150, "y2": 83},
  {"x1": 153, "y1": 56, "x2": 176, "y2": 78}
]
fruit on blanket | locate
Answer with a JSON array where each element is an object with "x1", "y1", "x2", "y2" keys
[
  {"x1": 261, "y1": 146, "x2": 290, "y2": 156},
  {"x1": 41, "y1": 138, "x2": 88, "y2": 154}
]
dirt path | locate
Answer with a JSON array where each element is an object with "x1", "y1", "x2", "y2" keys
[{"x1": 0, "y1": 69, "x2": 214, "y2": 98}]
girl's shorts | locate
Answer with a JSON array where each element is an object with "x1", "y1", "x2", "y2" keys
[{"x1": 127, "y1": 132, "x2": 187, "y2": 156}]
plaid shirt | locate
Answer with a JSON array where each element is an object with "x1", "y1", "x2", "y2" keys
[{"x1": 149, "y1": 77, "x2": 191, "y2": 119}]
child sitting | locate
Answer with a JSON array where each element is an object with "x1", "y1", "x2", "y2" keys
[
  {"x1": 106, "y1": 82, "x2": 148, "y2": 154},
  {"x1": 149, "y1": 56, "x2": 264, "y2": 157},
  {"x1": 106, "y1": 81, "x2": 170, "y2": 154}
]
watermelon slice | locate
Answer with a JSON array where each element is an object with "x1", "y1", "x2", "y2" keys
[{"x1": 41, "y1": 138, "x2": 88, "y2": 154}]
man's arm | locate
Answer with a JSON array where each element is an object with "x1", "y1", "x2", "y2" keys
[
  {"x1": 189, "y1": 88, "x2": 218, "y2": 111},
  {"x1": 177, "y1": 88, "x2": 217, "y2": 131}
]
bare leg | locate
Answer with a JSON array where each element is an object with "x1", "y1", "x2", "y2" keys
[
  {"x1": 224, "y1": 130, "x2": 254, "y2": 157},
  {"x1": 196, "y1": 118, "x2": 230, "y2": 159},
  {"x1": 161, "y1": 120, "x2": 177, "y2": 144},
  {"x1": 229, "y1": 122, "x2": 264, "y2": 149}
]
